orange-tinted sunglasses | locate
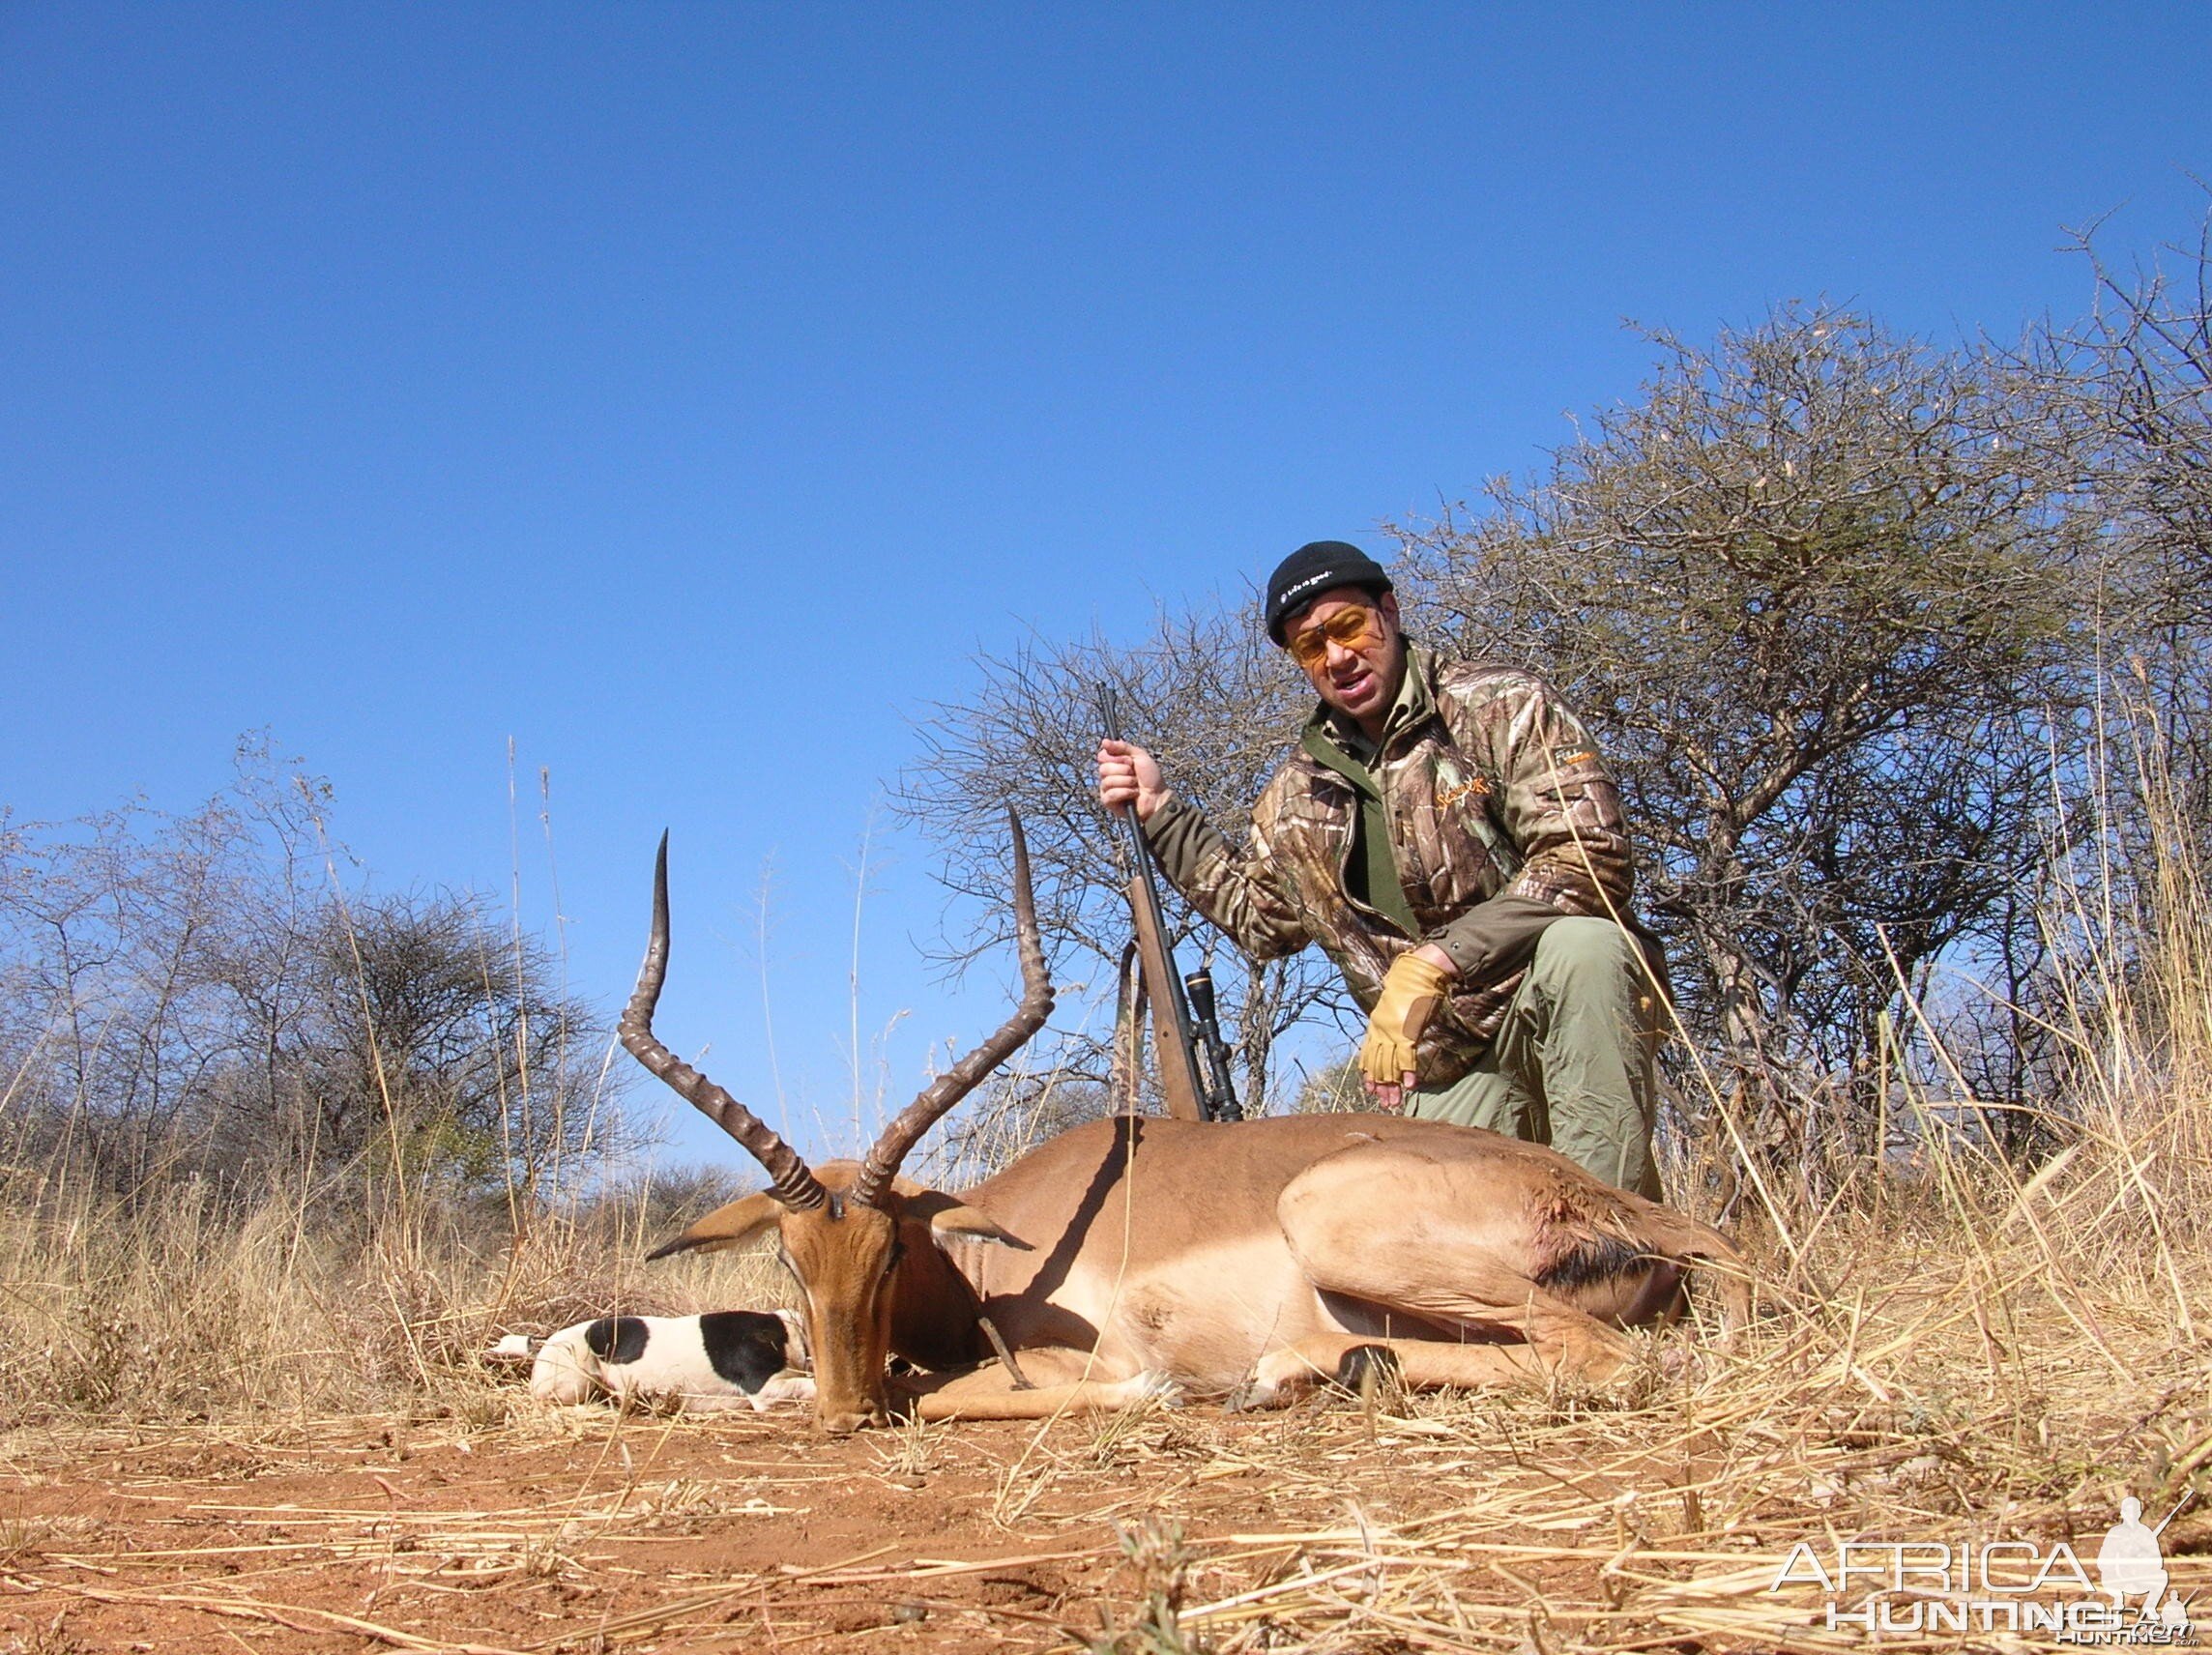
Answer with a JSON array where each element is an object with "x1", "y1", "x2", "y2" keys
[{"x1": 1287, "y1": 604, "x2": 1380, "y2": 667}]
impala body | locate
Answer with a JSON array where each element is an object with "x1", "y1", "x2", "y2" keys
[{"x1": 624, "y1": 819, "x2": 1747, "y2": 1432}]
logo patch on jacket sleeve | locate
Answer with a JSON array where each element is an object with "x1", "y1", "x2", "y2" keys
[{"x1": 1435, "y1": 776, "x2": 1491, "y2": 808}]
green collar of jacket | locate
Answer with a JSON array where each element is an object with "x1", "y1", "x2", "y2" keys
[{"x1": 1295, "y1": 646, "x2": 1434, "y2": 937}]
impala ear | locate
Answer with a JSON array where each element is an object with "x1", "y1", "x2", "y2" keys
[
  {"x1": 927, "y1": 1203, "x2": 1031, "y2": 1250},
  {"x1": 646, "y1": 1191, "x2": 784, "y2": 1260},
  {"x1": 885, "y1": 1178, "x2": 1032, "y2": 1250}
]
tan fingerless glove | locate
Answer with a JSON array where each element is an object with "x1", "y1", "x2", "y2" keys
[{"x1": 1358, "y1": 952, "x2": 1452, "y2": 1088}]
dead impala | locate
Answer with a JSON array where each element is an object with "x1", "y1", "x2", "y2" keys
[{"x1": 622, "y1": 816, "x2": 1750, "y2": 1433}]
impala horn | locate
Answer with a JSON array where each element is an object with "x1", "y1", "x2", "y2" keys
[
  {"x1": 851, "y1": 811, "x2": 1055, "y2": 1211},
  {"x1": 619, "y1": 833, "x2": 829, "y2": 1211}
]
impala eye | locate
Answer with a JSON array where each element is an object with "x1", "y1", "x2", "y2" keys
[{"x1": 884, "y1": 1239, "x2": 906, "y2": 1276}]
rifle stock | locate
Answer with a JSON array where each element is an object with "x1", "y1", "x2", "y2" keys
[{"x1": 1127, "y1": 866, "x2": 1207, "y2": 1119}]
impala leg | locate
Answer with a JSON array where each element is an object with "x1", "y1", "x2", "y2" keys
[
  {"x1": 1264, "y1": 1145, "x2": 1648, "y2": 1408},
  {"x1": 1237, "y1": 1283, "x2": 1637, "y2": 1410},
  {"x1": 1236, "y1": 1334, "x2": 1562, "y2": 1409},
  {"x1": 1282, "y1": 1254, "x2": 1642, "y2": 1373},
  {"x1": 911, "y1": 1373, "x2": 1179, "y2": 1422},
  {"x1": 898, "y1": 1347, "x2": 1181, "y2": 1422}
]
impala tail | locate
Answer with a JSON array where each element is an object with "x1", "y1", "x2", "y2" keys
[{"x1": 1641, "y1": 1208, "x2": 1756, "y2": 1336}]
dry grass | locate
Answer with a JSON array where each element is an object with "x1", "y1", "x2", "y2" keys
[
  {"x1": 0, "y1": 1250, "x2": 2198, "y2": 1653},
  {"x1": 3, "y1": 780, "x2": 2211, "y2": 1648},
  {"x1": 5, "y1": 1065, "x2": 2193, "y2": 1653},
  {"x1": 1, "y1": 1099, "x2": 2204, "y2": 1648},
  {"x1": 0, "y1": 1168, "x2": 791, "y2": 1431}
]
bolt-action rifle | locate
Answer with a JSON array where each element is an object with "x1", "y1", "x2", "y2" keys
[{"x1": 1096, "y1": 685, "x2": 1243, "y2": 1123}]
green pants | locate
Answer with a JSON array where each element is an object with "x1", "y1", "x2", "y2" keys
[{"x1": 1409, "y1": 917, "x2": 1663, "y2": 1199}]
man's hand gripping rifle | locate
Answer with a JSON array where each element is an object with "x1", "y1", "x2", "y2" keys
[{"x1": 1095, "y1": 685, "x2": 1243, "y2": 1123}]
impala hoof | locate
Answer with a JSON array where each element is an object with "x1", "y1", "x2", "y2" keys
[
  {"x1": 1331, "y1": 1343, "x2": 1402, "y2": 1398},
  {"x1": 1224, "y1": 1378, "x2": 1282, "y2": 1413},
  {"x1": 1118, "y1": 1369, "x2": 1187, "y2": 1409}
]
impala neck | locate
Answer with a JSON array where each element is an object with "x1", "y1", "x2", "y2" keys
[{"x1": 888, "y1": 1220, "x2": 990, "y2": 1373}]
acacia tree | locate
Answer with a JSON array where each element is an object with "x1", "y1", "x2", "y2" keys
[
  {"x1": 896, "y1": 607, "x2": 1342, "y2": 1112},
  {"x1": 0, "y1": 741, "x2": 619, "y2": 1201},
  {"x1": 2015, "y1": 206, "x2": 2212, "y2": 818},
  {"x1": 259, "y1": 891, "x2": 596, "y2": 1190},
  {"x1": 1394, "y1": 307, "x2": 2091, "y2": 1158},
  {"x1": 0, "y1": 751, "x2": 316, "y2": 1184}
]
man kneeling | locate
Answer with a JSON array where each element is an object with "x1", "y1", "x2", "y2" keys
[{"x1": 1097, "y1": 540, "x2": 1665, "y2": 1194}]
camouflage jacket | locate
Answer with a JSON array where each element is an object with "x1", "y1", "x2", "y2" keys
[{"x1": 1143, "y1": 646, "x2": 1644, "y2": 1084}]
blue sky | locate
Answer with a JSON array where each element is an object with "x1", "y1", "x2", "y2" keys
[{"x1": 4, "y1": 5, "x2": 2207, "y2": 1167}]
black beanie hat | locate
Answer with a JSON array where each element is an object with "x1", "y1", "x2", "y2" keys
[{"x1": 1263, "y1": 541, "x2": 1393, "y2": 645}]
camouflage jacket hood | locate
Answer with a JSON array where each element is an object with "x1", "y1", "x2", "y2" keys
[{"x1": 1144, "y1": 645, "x2": 1649, "y2": 1084}]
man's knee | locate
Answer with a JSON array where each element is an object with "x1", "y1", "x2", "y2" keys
[
  {"x1": 1521, "y1": 919, "x2": 1660, "y2": 1195},
  {"x1": 1528, "y1": 917, "x2": 1641, "y2": 995}
]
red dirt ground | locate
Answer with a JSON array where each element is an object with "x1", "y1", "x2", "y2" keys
[
  {"x1": 0, "y1": 1399, "x2": 1528, "y2": 1654},
  {"x1": 11, "y1": 1384, "x2": 2195, "y2": 1652}
]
